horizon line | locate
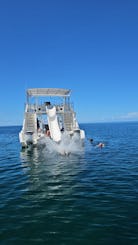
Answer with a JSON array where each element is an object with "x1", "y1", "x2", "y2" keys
[{"x1": 0, "y1": 120, "x2": 138, "y2": 127}]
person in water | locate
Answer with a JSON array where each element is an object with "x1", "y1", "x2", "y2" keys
[
  {"x1": 89, "y1": 138, "x2": 93, "y2": 143},
  {"x1": 97, "y1": 142, "x2": 105, "y2": 148},
  {"x1": 89, "y1": 138, "x2": 105, "y2": 148}
]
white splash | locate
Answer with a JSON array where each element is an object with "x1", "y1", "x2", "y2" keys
[{"x1": 39, "y1": 132, "x2": 84, "y2": 155}]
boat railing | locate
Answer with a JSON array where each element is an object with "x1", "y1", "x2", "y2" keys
[{"x1": 26, "y1": 102, "x2": 66, "y2": 114}]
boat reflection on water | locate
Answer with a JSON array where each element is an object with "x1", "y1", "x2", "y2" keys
[{"x1": 20, "y1": 145, "x2": 85, "y2": 201}]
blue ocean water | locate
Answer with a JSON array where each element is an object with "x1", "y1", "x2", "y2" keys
[{"x1": 0, "y1": 123, "x2": 138, "y2": 244}]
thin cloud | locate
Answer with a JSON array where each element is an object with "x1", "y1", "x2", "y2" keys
[{"x1": 119, "y1": 112, "x2": 138, "y2": 121}]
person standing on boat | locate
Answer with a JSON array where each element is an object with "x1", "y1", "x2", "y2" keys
[{"x1": 37, "y1": 118, "x2": 40, "y2": 130}]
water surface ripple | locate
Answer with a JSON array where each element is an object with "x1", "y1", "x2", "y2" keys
[{"x1": 0, "y1": 123, "x2": 138, "y2": 244}]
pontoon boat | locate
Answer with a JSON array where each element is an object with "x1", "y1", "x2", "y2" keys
[{"x1": 19, "y1": 88, "x2": 85, "y2": 148}]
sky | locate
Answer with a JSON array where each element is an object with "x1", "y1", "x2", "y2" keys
[{"x1": 0, "y1": 0, "x2": 138, "y2": 125}]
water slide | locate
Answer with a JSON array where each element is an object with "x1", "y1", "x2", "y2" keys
[{"x1": 46, "y1": 106, "x2": 61, "y2": 142}]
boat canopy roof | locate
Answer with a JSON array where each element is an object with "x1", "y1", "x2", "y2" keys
[{"x1": 27, "y1": 88, "x2": 71, "y2": 97}]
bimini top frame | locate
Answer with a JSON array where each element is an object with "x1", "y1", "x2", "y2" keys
[{"x1": 27, "y1": 88, "x2": 71, "y2": 98}]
